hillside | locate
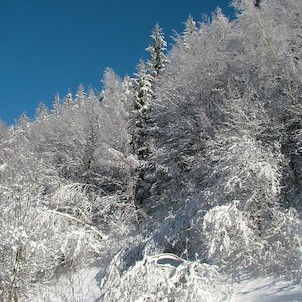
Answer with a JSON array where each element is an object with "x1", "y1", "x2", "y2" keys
[{"x1": 1, "y1": 0, "x2": 302, "y2": 301}]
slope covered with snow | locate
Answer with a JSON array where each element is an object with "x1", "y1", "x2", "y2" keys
[{"x1": 1, "y1": 0, "x2": 302, "y2": 301}]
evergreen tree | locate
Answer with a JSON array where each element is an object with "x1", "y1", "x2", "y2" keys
[
  {"x1": 130, "y1": 27, "x2": 167, "y2": 207},
  {"x1": 122, "y1": 76, "x2": 132, "y2": 96},
  {"x1": 146, "y1": 23, "x2": 168, "y2": 77},
  {"x1": 35, "y1": 102, "x2": 49, "y2": 122},
  {"x1": 16, "y1": 112, "x2": 30, "y2": 136},
  {"x1": 52, "y1": 93, "x2": 61, "y2": 114},
  {"x1": 64, "y1": 90, "x2": 73, "y2": 107},
  {"x1": 132, "y1": 60, "x2": 153, "y2": 118},
  {"x1": 129, "y1": 61, "x2": 156, "y2": 206},
  {"x1": 87, "y1": 86, "x2": 96, "y2": 103},
  {"x1": 183, "y1": 15, "x2": 198, "y2": 49},
  {"x1": 75, "y1": 83, "x2": 86, "y2": 107}
]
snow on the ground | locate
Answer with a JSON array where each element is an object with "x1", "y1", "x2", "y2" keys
[
  {"x1": 84, "y1": 263, "x2": 302, "y2": 302},
  {"x1": 230, "y1": 277, "x2": 302, "y2": 302},
  {"x1": 31, "y1": 261, "x2": 302, "y2": 302},
  {"x1": 57, "y1": 267, "x2": 302, "y2": 302},
  {"x1": 81, "y1": 269, "x2": 302, "y2": 302},
  {"x1": 30, "y1": 263, "x2": 102, "y2": 302}
]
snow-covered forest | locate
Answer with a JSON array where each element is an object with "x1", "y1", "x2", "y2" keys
[{"x1": 1, "y1": 0, "x2": 302, "y2": 301}]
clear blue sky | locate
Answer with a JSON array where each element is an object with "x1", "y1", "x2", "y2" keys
[{"x1": 0, "y1": 0, "x2": 234, "y2": 125}]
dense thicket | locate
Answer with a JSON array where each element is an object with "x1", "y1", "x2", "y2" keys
[
  {"x1": 145, "y1": 0, "x2": 302, "y2": 279},
  {"x1": 0, "y1": 69, "x2": 138, "y2": 301},
  {"x1": 1, "y1": 0, "x2": 302, "y2": 301}
]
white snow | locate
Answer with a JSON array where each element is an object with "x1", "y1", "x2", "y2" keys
[
  {"x1": 230, "y1": 277, "x2": 302, "y2": 302},
  {"x1": 27, "y1": 256, "x2": 302, "y2": 302},
  {"x1": 30, "y1": 263, "x2": 102, "y2": 302}
]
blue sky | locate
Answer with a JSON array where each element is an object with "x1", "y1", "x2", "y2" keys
[{"x1": 0, "y1": 0, "x2": 234, "y2": 125}]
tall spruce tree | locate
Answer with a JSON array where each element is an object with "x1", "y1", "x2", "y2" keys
[
  {"x1": 130, "y1": 61, "x2": 154, "y2": 206},
  {"x1": 52, "y1": 93, "x2": 61, "y2": 114},
  {"x1": 75, "y1": 83, "x2": 86, "y2": 107},
  {"x1": 35, "y1": 102, "x2": 49, "y2": 122},
  {"x1": 146, "y1": 23, "x2": 168, "y2": 77},
  {"x1": 16, "y1": 112, "x2": 30, "y2": 137},
  {"x1": 64, "y1": 90, "x2": 73, "y2": 107},
  {"x1": 183, "y1": 15, "x2": 198, "y2": 49}
]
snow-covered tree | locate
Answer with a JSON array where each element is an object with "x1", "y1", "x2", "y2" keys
[
  {"x1": 100, "y1": 251, "x2": 230, "y2": 302},
  {"x1": 87, "y1": 86, "x2": 97, "y2": 102},
  {"x1": 75, "y1": 83, "x2": 86, "y2": 107},
  {"x1": 15, "y1": 112, "x2": 31, "y2": 138},
  {"x1": 130, "y1": 60, "x2": 154, "y2": 159},
  {"x1": 203, "y1": 201, "x2": 259, "y2": 268},
  {"x1": 51, "y1": 93, "x2": 61, "y2": 114},
  {"x1": 202, "y1": 201, "x2": 302, "y2": 278},
  {"x1": 132, "y1": 60, "x2": 153, "y2": 113},
  {"x1": 35, "y1": 102, "x2": 49, "y2": 122},
  {"x1": 182, "y1": 15, "x2": 198, "y2": 49},
  {"x1": 148, "y1": 8, "x2": 232, "y2": 208},
  {"x1": 146, "y1": 23, "x2": 168, "y2": 77},
  {"x1": 63, "y1": 90, "x2": 73, "y2": 107}
]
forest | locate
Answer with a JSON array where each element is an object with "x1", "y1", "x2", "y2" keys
[{"x1": 1, "y1": 0, "x2": 302, "y2": 301}]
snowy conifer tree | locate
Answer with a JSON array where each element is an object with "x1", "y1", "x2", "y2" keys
[
  {"x1": 16, "y1": 112, "x2": 30, "y2": 137},
  {"x1": 64, "y1": 90, "x2": 73, "y2": 107},
  {"x1": 75, "y1": 83, "x2": 86, "y2": 107},
  {"x1": 35, "y1": 102, "x2": 49, "y2": 122},
  {"x1": 146, "y1": 23, "x2": 168, "y2": 77},
  {"x1": 131, "y1": 60, "x2": 153, "y2": 159},
  {"x1": 87, "y1": 86, "x2": 97, "y2": 103},
  {"x1": 183, "y1": 15, "x2": 198, "y2": 49},
  {"x1": 51, "y1": 93, "x2": 61, "y2": 114}
]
